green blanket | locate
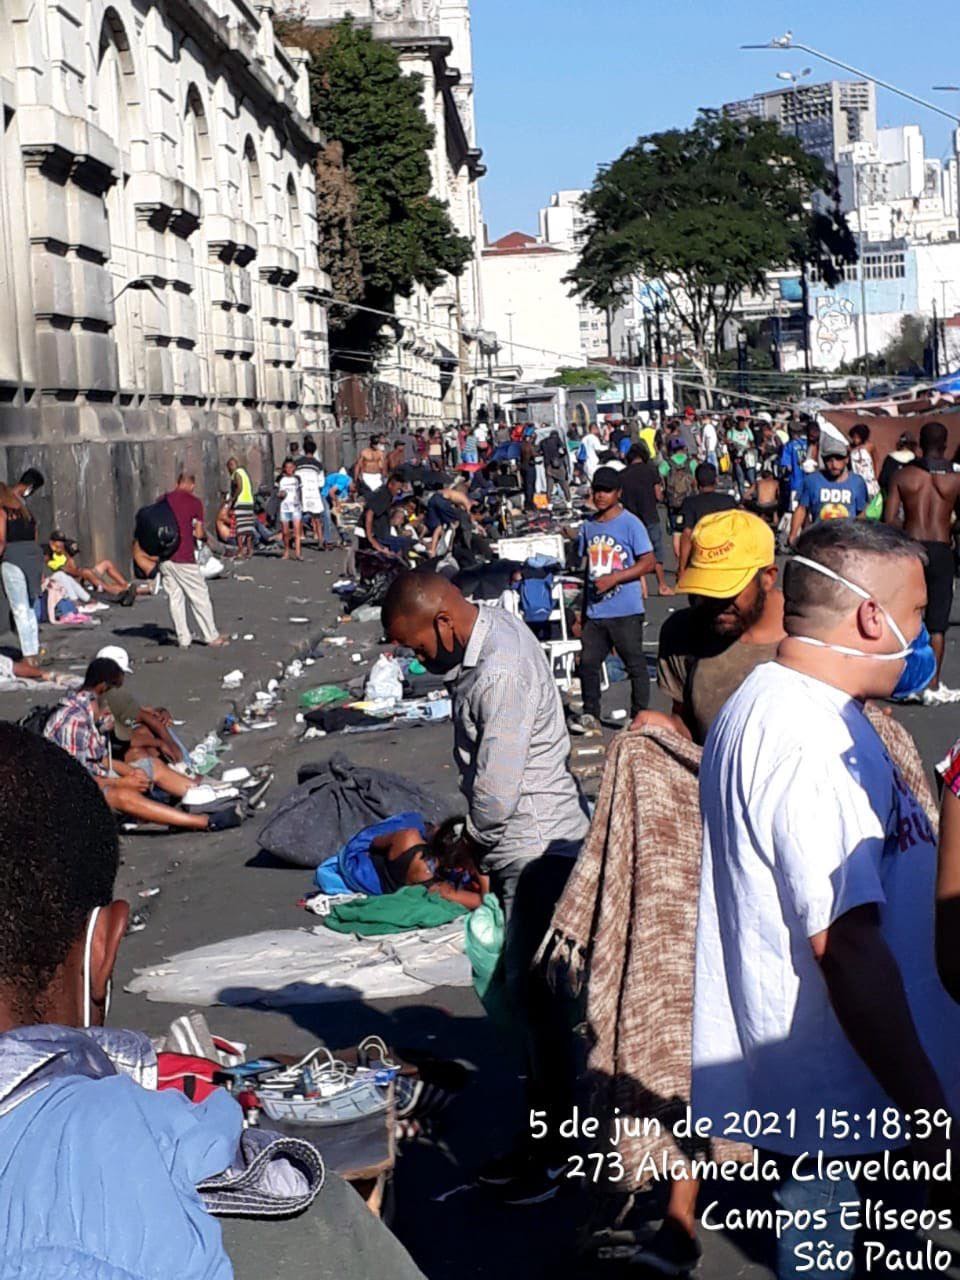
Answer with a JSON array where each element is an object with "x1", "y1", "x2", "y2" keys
[{"x1": 322, "y1": 885, "x2": 469, "y2": 936}]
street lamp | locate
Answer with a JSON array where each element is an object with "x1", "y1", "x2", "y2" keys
[{"x1": 742, "y1": 33, "x2": 960, "y2": 241}]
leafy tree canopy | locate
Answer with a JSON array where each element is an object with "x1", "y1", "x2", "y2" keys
[
  {"x1": 276, "y1": 15, "x2": 473, "y2": 362},
  {"x1": 545, "y1": 366, "x2": 615, "y2": 390},
  {"x1": 568, "y1": 111, "x2": 857, "y2": 373}
]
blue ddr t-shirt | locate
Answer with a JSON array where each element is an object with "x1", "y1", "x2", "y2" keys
[
  {"x1": 577, "y1": 509, "x2": 653, "y2": 620},
  {"x1": 799, "y1": 470, "x2": 868, "y2": 521}
]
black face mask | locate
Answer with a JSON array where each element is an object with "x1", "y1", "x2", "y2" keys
[{"x1": 424, "y1": 620, "x2": 466, "y2": 675}]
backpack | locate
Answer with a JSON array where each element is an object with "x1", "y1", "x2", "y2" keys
[
  {"x1": 664, "y1": 457, "x2": 696, "y2": 510},
  {"x1": 518, "y1": 573, "x2": 555, "y2": 624},
  {"x1": 134, "y1": 498, "x2": 181, "y2": 561},
  {"x1": 18, "y1": 704, "x2": 55, "y2": 737}
]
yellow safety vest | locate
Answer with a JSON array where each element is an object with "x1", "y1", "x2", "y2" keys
[{"x1": 234, "y1": 466, "x2": 253, "y2": 505}]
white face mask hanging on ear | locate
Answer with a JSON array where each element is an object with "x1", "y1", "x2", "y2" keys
[
  {"x1": 789, "y1": 555, "x2": 936, "y2": 702},
  {"x1": 82, "y1": 906, "x2": 112, "y2": 1030}
]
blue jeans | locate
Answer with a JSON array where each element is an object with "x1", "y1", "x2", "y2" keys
[
  {"x1": 306, "y1": 507, "x2": 337, "y2": 545},
  {"x1": 2, "y1": 561, "x2": 38, "y2": 657},
  {"x1": 765, "y1": 1151, "x2": 928, "y2": 1279}
]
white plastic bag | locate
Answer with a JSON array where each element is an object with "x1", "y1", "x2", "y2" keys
[{"x1": 364, "y1": 654, "x2": 404, "y2": 705}]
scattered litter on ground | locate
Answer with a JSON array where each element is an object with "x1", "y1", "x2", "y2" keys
[
  {"x1": 289, "y1": 616, "x2": 310, "y2": 624},
  {"x1": 221, "y1": 669, "x2": 244, "y2": 689},
  {"x1": 243, "y1": 633, "x2": 255, "y2": 640},
  {"x1": 127, "y1": 909, "x2": 149, "y2": 934},
  {"x1": 138, "y1": 887, "x2": 160, "y2": 898}
]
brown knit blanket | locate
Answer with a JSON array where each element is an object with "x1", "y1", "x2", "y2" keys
[{"x1": 542, "y1": 712, "x2": 936, "y2": 1189}]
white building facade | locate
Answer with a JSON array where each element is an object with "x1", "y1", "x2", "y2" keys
[
  {"x1": 0, "y1": 0, "x2": 333, "y2": 557},
  {"x1": 306, "y1": 0, "x2": 487, "y2": 428}
]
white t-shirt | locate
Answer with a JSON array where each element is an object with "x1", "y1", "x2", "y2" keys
[
  {"x1": 295, "y1": 459, "x2": 326, "y2": 513},
  {"x1": 693, "y1": 661, "x2": 960, "y2": 1155},
  {"x1": 278, "y1": 474, "x2": 302, "y2": 515},
  {"x1": 701, "y1": 421, "x2": 718, "y2": 456},
  {"x1": 475, "y1": 423, "x2": 490, "y2": 446},
  {"x1": 580, "y1": 434, "x2": 604, "y2": 481}
]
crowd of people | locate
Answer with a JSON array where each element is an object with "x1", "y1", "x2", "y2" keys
[{"x1": 5, "y1": 401, "x2": 960, "y2": 1279}]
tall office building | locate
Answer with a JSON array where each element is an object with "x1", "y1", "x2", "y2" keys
[{"x1": 724, "y1": 79, "x2": 877, "y2": 170}]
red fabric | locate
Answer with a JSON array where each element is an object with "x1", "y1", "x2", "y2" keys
[
  {"x1": 156, "y1": 1051, "x2": 223, "y2": 1102},
  {"x1": 164, "y1": 489, "x2": 203, "y2": 564}
]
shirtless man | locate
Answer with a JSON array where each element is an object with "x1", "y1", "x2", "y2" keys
[
  {"x1": 354, "y1": 435, "x2": 387, "y2": 495},
  {"x1": 884, "y1": 420, "x2": 960, "y2": 702},
  {"x1": 743, "y1": 461, "x2": 780, "y2": 529}
]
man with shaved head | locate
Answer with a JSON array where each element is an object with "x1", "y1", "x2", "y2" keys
[
  {"x1": 382, "y1": 570, "x2": 589, "y2": 1203},
  {"x1": 694, "y1": 520, "x2": 960, "y2": 1276}
]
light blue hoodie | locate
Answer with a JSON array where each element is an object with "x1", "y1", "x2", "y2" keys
[{"x1": 0, "y1": 1025, "x2": 321, "y2": 1279}]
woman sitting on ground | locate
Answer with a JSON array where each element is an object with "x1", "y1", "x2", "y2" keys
[{"x1": 46, "y1": 532, "x2": 140, "y2": 605}]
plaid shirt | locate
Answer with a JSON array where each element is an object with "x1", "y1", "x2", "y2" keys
[{"x1": 43, "y1": 690, "x2": 110, "y2": 777}]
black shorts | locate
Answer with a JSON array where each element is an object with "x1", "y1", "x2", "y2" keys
[
  {"x1": 922, "y1": 540, "x2": 955, "y2": 636},
  {"x1": 667, "y1": 508, "x2": 685, "y2": 534}
]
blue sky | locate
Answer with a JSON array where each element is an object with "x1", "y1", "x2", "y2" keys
[{"x1": 471, "y1": 0, "x2": 960, "y2": 241}]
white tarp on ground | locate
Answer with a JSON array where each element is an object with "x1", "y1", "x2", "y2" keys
[{"x1": 126, "y1": 922, "x2": 472, "y2": 1007}]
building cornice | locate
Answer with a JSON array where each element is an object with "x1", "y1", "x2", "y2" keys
[{"x1": 166, "y1": 0, "x2": 321, "y2": 156}]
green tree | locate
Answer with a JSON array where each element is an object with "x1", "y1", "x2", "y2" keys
[
  {"x1": 278, "y1": 15, "x2": 473, "y2": 365},
  {"x1": 544, "y1": 366, "x2": 615, "y2": 390},
  {"x1": 568, "y1": 110, "x2": 856, "y2": 393},
  {"x1": 879, "y1": 314, "x2": 933, "y2": 377}
]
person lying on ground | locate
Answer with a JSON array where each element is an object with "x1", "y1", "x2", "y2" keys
[
  {"x1": 46, "y1": 531, "x2": 139, "y2": 605},
  {"x1": 44, "y1": 658, "x2": 244, "y2": 833},
  {"x1": 372, "y1": 817, "x2": 489, "y2": 910},
  {"x1": 0, "y1": 651, "x2": 58, "y2": 684},
  {"x1": 96, "y1": 644, "x2": 186, "y2": 765}
]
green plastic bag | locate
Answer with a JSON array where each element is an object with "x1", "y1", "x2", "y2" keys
[
  {"x1": 465, "y1": 894, "x2": 518, "y2": 1041},
  {"x1": 865, "y1": 491, "x2": 883, "y2": 521},
  {"x1": 298, "y1": 685, "x2": 352, "y2": 709}
]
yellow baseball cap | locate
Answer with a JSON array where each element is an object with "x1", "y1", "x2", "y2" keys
[{"x1": 677, "y1": 509, "x2": 776, "y2": 599}]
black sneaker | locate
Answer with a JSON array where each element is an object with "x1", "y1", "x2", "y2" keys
[
  {"x1": 206, "y1": 802, "x2": 244, "y2": 832},
  {"x1": 632, "y1": 1221, "x2": 702, "y2": 1275}
]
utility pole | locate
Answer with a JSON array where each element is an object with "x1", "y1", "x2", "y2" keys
[
  {"x1": 643, "y1": 312, "x2": 654, "y2": 412},
  {"x1": 800, "y1": 267, "x2": 812, "y2": 396},
  {"x1": 654, "y1": 301, "x2": 665, "y2": 427},
  {"x1": 932, "y1": 297, "x2": 941, "y2": 377},
  {"x1": 852, "y1": 161, "x2": 871, "y2": 392}
]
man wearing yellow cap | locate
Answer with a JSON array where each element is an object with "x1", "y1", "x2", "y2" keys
[{"x1": 632, "y1": 510, "x2": 785, "y2": 744}]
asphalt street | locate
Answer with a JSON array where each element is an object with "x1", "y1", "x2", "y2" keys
[{"x1": 3, "y1": 542, "x2": 960, "y2": 1279}]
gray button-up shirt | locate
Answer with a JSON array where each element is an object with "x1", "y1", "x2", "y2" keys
[{"x1": 450, "y1": 605, "x2": 589, "y2": 870}]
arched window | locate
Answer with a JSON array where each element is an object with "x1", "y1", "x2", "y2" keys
[
  {"x1": 182, "y1": 87, "x2": 215, "y2": 403},
  {"x1": 97, "y1": 10, "x2": 142, "y2": 396},
  {"x1": 283, "y1": 175, "x2": 302, "y2": 250},
  {"x1": 239, "y1": 137, "x2": 264, "y2": 232}
]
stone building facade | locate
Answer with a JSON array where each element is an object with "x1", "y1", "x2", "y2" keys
[
  {"x1": 306, "y1": 0, "x2": 487, "y2": 431},
  {"x1": 0, "y1": 0, "x2": 333, "y2": 560}
]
